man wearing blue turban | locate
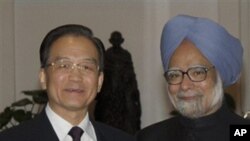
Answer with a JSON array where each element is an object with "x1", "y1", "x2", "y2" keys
[{"x1": 137, "y1": 15, "x2": 250, "y2": 141}]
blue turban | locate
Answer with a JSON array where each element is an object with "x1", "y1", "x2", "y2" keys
[{"x1": 161, "y1": 15, "x2": 243, "y2": 87}]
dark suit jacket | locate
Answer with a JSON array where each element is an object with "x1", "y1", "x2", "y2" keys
[
  {"x1": 0, "y1": 110, "x2": 135, "y2": 141},
  {"x1": 137, "y1": 104, "x2": 250, "y2": 141}
]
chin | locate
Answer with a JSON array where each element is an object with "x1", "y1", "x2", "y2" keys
[
  {"x1": 181, "y1": 111, "x2": 205, "y2": 119},
  {"x1": 174, "y1": 100, "x2": 205, "y2": 118},
  {"x1": 63, "y1": 102, "x2": 85, "y2": 110}
]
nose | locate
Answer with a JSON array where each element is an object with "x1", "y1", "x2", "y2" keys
[
  {"x1": 68, "y1": 66, "x2": 83, "y2": 82},
  {"x1": 180, "y1": 74, "x2": 194, "y2": 90}
]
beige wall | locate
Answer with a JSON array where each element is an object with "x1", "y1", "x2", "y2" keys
[
  {"x1": 240, "y1": 0, "x2": 250, "y2": 116},
  {"x1": 0, "y1": 0, "x2": 248, "y2": 128},
  {"x1": 0, "y1": 0, "x2": 15, "y2": 113}
]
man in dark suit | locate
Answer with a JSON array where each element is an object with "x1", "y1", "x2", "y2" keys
[
  {"x1": 137, "y1": 15, "x2": 250, "y2": 141},
  {"x1": 0, "y1": 24, "x2": 135, "y2": 141}
]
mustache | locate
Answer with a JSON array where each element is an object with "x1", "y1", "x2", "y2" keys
[{"x1": 176, "y1": 91, "x2": 203, "y2": 98}]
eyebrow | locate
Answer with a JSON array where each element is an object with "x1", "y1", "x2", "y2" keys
[
  {"x1": 50, "y1": 56, "x2": 98, "y2": 64},
  {"x1": 168, "y1": 64, "x2": 208, "y2": 71}
]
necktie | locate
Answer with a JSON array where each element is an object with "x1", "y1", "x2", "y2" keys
[{"x1": 68, "y1": 126, "x2": 84, "y2": 141}]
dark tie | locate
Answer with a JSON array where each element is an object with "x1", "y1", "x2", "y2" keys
[{"x1": 68, "y1": 126, "x2": 84, "y2": 141}]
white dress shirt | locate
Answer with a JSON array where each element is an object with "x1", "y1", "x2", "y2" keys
[{"x1": 45, "y1": 104, "x2": 97, "y2": 141}]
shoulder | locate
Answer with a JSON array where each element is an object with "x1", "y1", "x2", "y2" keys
[
  {"x1": 93, "y1": 121, "x2": 135, "y2": 141},
  {"x1": 227, "y1": 111, "x2": 250, "y2": 124},
  {"x1": 136, "y1": 117, "x2": 179, "y2": 141},
  {"x1": 0, "y1": 118, "x2": 41, "y2": 140},
  {"x1": 139, "y1": 117, "x2": 179, "y2": 133},
  {"x1": 0, "y1": 111, "x2": 55, "y2": 141}
]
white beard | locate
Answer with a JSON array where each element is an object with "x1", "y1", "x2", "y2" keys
[{"x1": 168, "y1": 73, "x2": 224, "y2": 119}]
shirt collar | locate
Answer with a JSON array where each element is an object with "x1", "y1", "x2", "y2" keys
[{"x1": 45, "y1": 104, "x2": 96, "y2": 141}]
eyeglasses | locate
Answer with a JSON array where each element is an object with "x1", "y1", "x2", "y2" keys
[
  {"x1": 46, "y1": 60, "x2": 99, "y2": 74},
  {"x1": 164, "y1": 66, "x2": 215, "y2": 85}
]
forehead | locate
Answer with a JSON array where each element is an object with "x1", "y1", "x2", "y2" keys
[
  {"x1": 169, "y1": 40, "x2": 213, "y2": 68},
  {"x1": 49, "y1": 35, "x2": 98, "y2": 61}
]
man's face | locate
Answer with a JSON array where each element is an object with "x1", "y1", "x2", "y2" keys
[
  {"x1": 167, "y1": 40, "x2": 223, "y2": 118},
  {"x1": 39, "y1": 35, "x2": 103, "y2": 117}
]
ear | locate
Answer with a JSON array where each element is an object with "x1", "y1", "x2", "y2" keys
[
  {"x1": 39, "y1": 69, "x2": 47, "y2": 90},
  {"x1": 97, "y1": 72, "x2": 104, "y2": 93}
]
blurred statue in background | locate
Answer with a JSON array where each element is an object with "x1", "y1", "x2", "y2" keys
[{"x1": 94, "y1": 31, "x2": 141, "y2": 135}]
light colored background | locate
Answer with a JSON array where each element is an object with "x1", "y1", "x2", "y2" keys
[{"x1": 0, "y1": 0, "x2": 250, "y2": 128}]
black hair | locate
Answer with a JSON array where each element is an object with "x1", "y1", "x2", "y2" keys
[{"x1": 39, "y1": 24, "x2": 104, "y2": 72}]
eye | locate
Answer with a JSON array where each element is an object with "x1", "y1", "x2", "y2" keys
[
  {"x1": 57, "y1": 62, "x2": 72, "y2": 69},
  {"x1": 166, "y1": 71, "x2": 181, "y2": 80},
  {"x1": 79, "y1": 63, "x2": 96, "y2": 72},
  {"x1": 191, "y1": 68, "x2": 206, "y2": 76}
]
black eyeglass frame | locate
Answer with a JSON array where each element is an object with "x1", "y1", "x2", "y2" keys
[{"x1": 164, "y1": 66, "x2": 215, "y2": 85}]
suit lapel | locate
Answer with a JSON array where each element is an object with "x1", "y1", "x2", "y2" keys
[
  {"x1": 35, "y1": 110, "x2": 60, "y2": 141},
  {"x1": 91, "y1": 120, "x2": 106, "y2": 141}
]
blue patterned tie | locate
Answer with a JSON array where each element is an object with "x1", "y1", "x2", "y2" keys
[{"x1": 68, "y1": 126, "x2": 84, "y2": 141}]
